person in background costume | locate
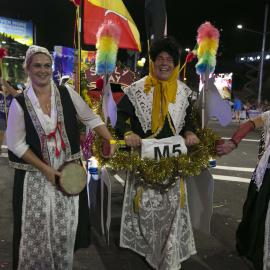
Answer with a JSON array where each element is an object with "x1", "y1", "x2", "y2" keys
[
  {"x1": 115, "y1": 37, "x2": 199, "y2": 269},
  {"x1": 5, "y1": 45, "x2": 115, "y2": 270},
  {"x1": 0, "y1": 81, "x2": 20, "y2": 154},
  {"x1": 233, "y1": 97, "x2": 242, "y2": 123},
  {"x1": 216, "y1": 112, "x2": 270, "y2": 270}
]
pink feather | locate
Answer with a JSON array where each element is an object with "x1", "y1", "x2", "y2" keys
[
  {"x1": 197, "y1": 21, "x2": 220, "y2": 43},
  {"x1": 96, "y1": 20, "x2": 121, "y2": 42}
]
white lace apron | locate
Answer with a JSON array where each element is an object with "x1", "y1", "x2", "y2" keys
[
  {"x1": 120, "y1": 173, "x2": 196, "y2": 270},
  {"x1": 18, "y1": 84, "x2": 79, "y2": 270},
  {"x1": 120, "y1": 78, "x2": 196, "y2": 270}
]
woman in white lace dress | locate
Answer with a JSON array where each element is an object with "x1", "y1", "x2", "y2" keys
[
  {"x1": 217, "y1": 111, "x2": 270, "y2": 270},
  {"x1": 5, "y1": 45, "x2": 114, "y2": 270},
  {"x1": 115, "y1": 37, "x2": 200, "y2": 269}
]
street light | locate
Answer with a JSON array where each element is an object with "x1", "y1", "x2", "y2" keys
[{"x1": 237, "y1": 3, "x2": 269, "y2": 105}]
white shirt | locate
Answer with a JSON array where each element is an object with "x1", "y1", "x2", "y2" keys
[{"x1": 6, "y1": 82, "x2": 104, "y2": 158}]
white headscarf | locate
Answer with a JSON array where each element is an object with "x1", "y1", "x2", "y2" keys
[
  {"x1": 23, "y1": 45, "x2": 53, "y2": 88},
  {"x1": 24, "y1": 45, "x2": 53, "y2": 68}
]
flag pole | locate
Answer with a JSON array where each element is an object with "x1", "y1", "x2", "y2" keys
[
  {"x1": 147, "y1": 39, "x2": 151, "y2": 64},
  {"x1": 103, "y1": 57, "x2": 108, "y2": 123},
  {"x1": 77, "y1": 1, "x2": 82, "y2": 95},
  {"x1": 201, "y1": 77, "x2": 205, "y2": 129},
  {"x1": 134, "y1": 52, "x2": 138, "y2": 72},
  {"x1": 201, "y1": 68, "x2": 210, "y2": 129}
]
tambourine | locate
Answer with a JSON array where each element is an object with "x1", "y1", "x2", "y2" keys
[{"x1": 56, "y1": 161, "x2": 87, "y2": 196}]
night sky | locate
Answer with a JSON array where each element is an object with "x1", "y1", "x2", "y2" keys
[
  {"x1": 1, "y1": 0, "x2": 269, "y2": 89},
  {"x1": 1, "y1": 1, "x2": 268, "y2": 53}
]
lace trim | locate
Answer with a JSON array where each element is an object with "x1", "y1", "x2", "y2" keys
[
  {"x1": 24, "y1": 85, "x2": 74, "y2": 167},
  {"x1": 9, "y1": 152, "x2": 81, "y2": 172},
  {"x1": 262, "y1": 111, "x2": 270, "y2": 148},
  {"x1": 18, "y1": 156, "x2": 78, "y2": 269},
  {"x1": 54, "y1": 85, "x2": 72, "y2": 159},
  {"x1": 169, "y1": 81, "x2": 191, "y2": 134},
  {"x1": 167, "y1": 113, "x2": 176, "y2": 135},
  {"x1": 120, "y1": 173, "x2": 196, "y2": 269},
  {"x1": 9, "y1": 161, "x2": 38, "y2": 171},
  {"x1": 124, "y1": 78, "x2": 153, "y2": 133},
  {"x1": 124, "y1": 78, "x2": 191, "y2": 134},
  {"x1": 67, "y1": 152, "x2": 82, "y2": 162},
  {"x1": 255, "y1": 111, "x2": 270, "y2": 190},
  {"x1": 24, "y1": 88, "x2": 51, "y2": 165}
]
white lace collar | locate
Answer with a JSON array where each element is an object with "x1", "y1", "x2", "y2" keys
[
  {"x1": 25, "y1": 81, "x2": 57, "y2": 134},
  {"x1": 124, "y1": 77, "x2": 192, "y2": 134}
]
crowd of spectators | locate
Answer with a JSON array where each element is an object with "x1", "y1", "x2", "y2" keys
[{"x1": 231, "y1": 98, "x2": 270, "y2": 121}]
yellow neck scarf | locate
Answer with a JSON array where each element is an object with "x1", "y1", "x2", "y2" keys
[{"x1": 144, "y1": 61, "x2": 180, "y2": 133}]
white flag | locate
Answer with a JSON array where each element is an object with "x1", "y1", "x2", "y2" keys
[
  {"x1": 198, "y1": 77, "x2": 232, "y2": 127},
  {"x1": 102, "y1": 82, "x2": 117, "y2": 127}
]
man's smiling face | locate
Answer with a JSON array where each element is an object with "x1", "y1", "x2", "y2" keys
[{"x1": 153, "y1": 51, "x2": 175, "y2": 81}]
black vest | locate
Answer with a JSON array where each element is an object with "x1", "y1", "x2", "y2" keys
[{"x1": 8, "y1": 85, "x2": 80, "y2": 169}]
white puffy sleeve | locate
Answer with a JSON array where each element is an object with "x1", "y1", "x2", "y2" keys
[
  {"x1": 65, "y1": 84, "x2": 104, "y2": 129},
  {"x1": 6, "y1": 99, "x2": 29, "y2": 158}
]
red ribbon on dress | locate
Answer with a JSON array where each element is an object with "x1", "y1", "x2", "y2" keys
[{"x1": 47, "y1": 122, "x2": 66, "y2": 157}]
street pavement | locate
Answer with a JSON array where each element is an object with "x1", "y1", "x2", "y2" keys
[{"x1": 0, "y1": 120, "x2": 259, "y2": 269}]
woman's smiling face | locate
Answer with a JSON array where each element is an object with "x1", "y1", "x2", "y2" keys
[{"x1": 26, "y1": 53, "x2": 52, "y2": 88}]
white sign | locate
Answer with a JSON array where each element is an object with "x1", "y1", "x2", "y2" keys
[{"x1": 141, "y1": 135, "x2": 187, "y2": 161}]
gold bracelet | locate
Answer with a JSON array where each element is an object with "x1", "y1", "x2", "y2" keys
[
  {"x1": 124, "y1": 131, "x2": 133, "y2": 137},
  {"x1": 109, "y1": 139, "x2": 117, "y2": 145}
]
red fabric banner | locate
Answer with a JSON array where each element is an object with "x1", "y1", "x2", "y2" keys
[{"x1": 83, "y1": 0, "x2": 141, "y2": 51}]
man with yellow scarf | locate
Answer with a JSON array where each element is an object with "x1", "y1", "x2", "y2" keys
[{"x1": 115, "y1": 37, "x2": 199, "y2": 269}]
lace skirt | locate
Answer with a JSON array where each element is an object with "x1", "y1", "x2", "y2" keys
[
  {"x1": 15, "y1": 146, "x2": 79, "y2": 270},
  {"x1": 120, "y1": 172, "x2": 196, "y2": 270}
]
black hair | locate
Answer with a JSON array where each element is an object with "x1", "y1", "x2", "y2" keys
[{"x1": 149, "y1": 36, "x2": 180, "y2": 66}]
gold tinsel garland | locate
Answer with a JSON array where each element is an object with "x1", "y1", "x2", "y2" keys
[
  {"x1": 92, "y1": 127, "x2": 220, "y2": 191},
  {"x1": 85, "y1": 96, "x2": 219, "y2": 191}
]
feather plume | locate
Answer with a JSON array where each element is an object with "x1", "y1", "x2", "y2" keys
[
  {"x1": 95, "y1": 21, "x2": 121, "y2": 75},
  {"x1": 195, "y1": 22, "x2": 219, "y2": 75}
]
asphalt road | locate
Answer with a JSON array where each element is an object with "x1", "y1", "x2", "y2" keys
[{"x1": 0, "y1": 120, "x2": 260, "y2": 269}]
